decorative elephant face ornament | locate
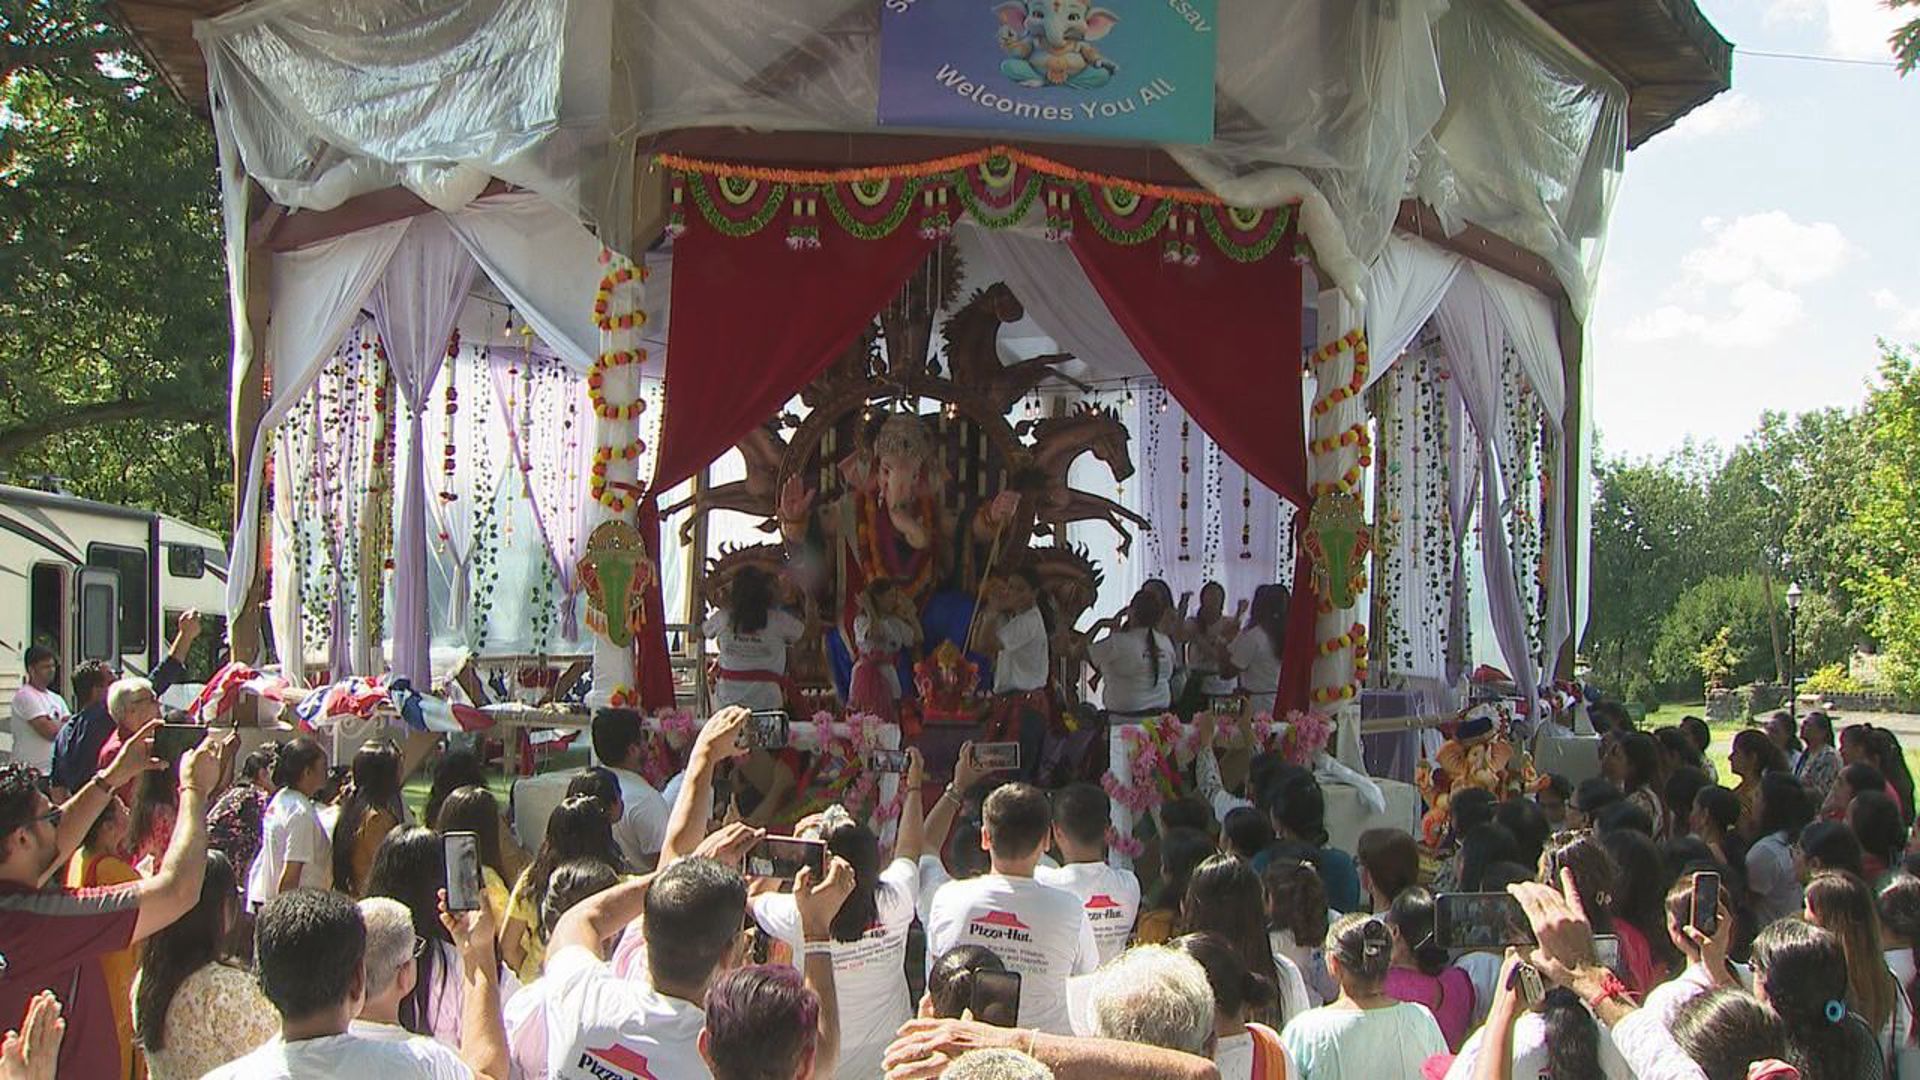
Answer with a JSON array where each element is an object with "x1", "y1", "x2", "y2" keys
[
  {"x1": 577, "y1": 520, "x2": 657, "y2": 648},
  {"x1": 1303, "y1": 491, "x2": 1373, "y2": 610}
]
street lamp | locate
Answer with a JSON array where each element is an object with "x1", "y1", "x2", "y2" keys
[{"x1": 1786, "y1": 582, "x2": 1803, "y2": 720}]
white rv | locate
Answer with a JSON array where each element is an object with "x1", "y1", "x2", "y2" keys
[{"x1": 0, "y1": 484, "x2": 228, "y2": 748}]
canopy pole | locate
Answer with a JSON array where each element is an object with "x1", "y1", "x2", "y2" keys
[
  {"x1": 229, "y1": 243, "x2": 273, "y2": 667},
  {"x1": 1556, "y1": 296, "x2": 1586, "y2": 681}
]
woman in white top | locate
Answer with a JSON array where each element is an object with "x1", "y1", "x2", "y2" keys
[
  {"x1": 1280, "y1": 913, "x2": 1447, "y2": 1080},
  {"x1": 248, "y1": 736, "x2": 332, "y2": 908},
  {"x1": 1185, "y1": 581, "x2": 1245, "y2": 702},
  {"x1": 1226, "y1": 584, "x2": 1291, "y2": 715},
  {"x1": 982, "y1": 566, "x2": 1053, "y2": 778},
  {"x1": 703, "y1": 565, "x2": 806, "y2": 711},
  {"x1": 750, "y1": 750, "x2": 929, "y2": 1080},
  {"x1": 1175, "y1": 932, "x2": 1296, "y2": 1080},
  {"x1": 1086, "y1": 588, "x2": 1177, "y2": 718}
]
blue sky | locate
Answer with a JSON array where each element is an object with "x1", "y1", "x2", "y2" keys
[{"x1": 1590, "y1": 0, "x2": 1920, "y2": 460}]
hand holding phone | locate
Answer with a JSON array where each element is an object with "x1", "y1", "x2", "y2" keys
[
  {"x1": 443, "y1": 832, "x2": 483, "y2": 912},
  {"x1": 152, "y1": 723, "x2": 208, "y2": 764},
  {"x1": 1434, "y1": 892, "x2": 1536, "y2": 949}
]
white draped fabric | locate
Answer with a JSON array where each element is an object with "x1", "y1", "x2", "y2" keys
[
  {"x1": 369, "y1": 216, "x2": 481, "y2": 683},
  {"x1": 1433, "y1": 272, "x2": 1539, "y2": 718},
  {"x1": 963, "y1": 227, "x2": 1147, "y2": 379},
  {"x1": 1135, "y1": 386, "x2": 1283, "y2": 609},
  {"x1": 444, "y1": 193, "x2": 611, "y2": 370},
  {"x1": 226, "y1": 219, "x2": 411, "y2": 628},
  {"x1": 1362, "y1": 235, "x2": 1464, "y2": 392}
]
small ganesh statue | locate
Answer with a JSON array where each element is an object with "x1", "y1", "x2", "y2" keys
[{"x1": 1415, "y1": 702, "x2": 1539, "y2": 849}]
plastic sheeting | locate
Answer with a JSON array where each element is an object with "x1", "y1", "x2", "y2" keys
[
  {"x1": 196, "y1": 0, "x2": 1626, "y2": 306},
  {"x1": 1416, "y1": 0, "x2": 1625, "y2": 316}
]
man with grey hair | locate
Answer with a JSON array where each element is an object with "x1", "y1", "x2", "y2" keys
[
  {"x1": 95, "y1": 676, "x2": 164, "y2": 801},
  {"x1": 1084, "y1": 944, "x2": 1216, "y2": 1057},
  {"x1": 353, "y1": 898, "x2": 437, "y2": 1045}
]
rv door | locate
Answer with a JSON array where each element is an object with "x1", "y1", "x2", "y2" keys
[{"x1": 76, "y1": 567, "x2": 119, "y2": 663}]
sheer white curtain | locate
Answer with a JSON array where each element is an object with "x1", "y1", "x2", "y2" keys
[
  {"x1": 1434, "y1": 272, "x2": 1539, "y2": 718},
  {"x1": 1362, "y1": 234, "x2": 1465, "y2": 391},
  {"x1": 227, "y1": 218, "x2": 412, "y2": 636},
  {"x1": 446, "y1": 193, "x2": 611, "y2": 371},
  {"x1": 369, "y1": 216, "x2": 480, "y2": 684}
]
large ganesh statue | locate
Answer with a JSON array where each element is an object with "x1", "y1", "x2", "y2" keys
[{"x1": 682, "y1": 243, "x2": 1142, "y2": 720}]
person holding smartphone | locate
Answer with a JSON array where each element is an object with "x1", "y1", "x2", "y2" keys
[{"x1": 924, "y1": 782, "x2": 1099, "y2": 1035}]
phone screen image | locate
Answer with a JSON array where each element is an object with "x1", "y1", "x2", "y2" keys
[
  {"x1": 749, "y1": 710, "x2": 790, "y2": 751},
  {"x1": 869, "y1": 749, "x2": 910, "y2": 773},
  {"x1": 1692, "y1": 872, "x2": 1721, "y2": 937},
  {"x1": 746, "y1": 836, "x2": 827, "y2": 881},
  {"x1": 443, "y1": 832, "x2": 483, "y2": 912},
  {"x1": 969, "y1": 970, "x2": 1022, "y2": 1028},
  {"x1": 152, "y1": 723, "x2": 207, "y2": 764},
  {"x1": 1433, "y1": 892, "x2": 1536, "y2": 949},
  {"x1": 970, "y1": 742, "x2": 1021, "y2": 772}
]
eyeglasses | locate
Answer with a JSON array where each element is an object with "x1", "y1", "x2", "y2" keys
[
  {"x1": 34, "y1": 806, "x2": 62, "y2": 829},
  {"x1": 412, "y1": 935, "x2": 428, "y2": 958}
]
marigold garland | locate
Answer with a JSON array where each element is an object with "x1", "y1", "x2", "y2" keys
[
  {"x1": 656, "y1": 146, "x2": 1226, "y2": 205},
  {"x1": 593, "y1": 263, "x2": 648, "y2": 332},
  {"x1": 590, "y1": 441, "x2": 644, "y2": 513},
  {"x1": 587, "y1": 350, "x2": 648, "y2": 421}
]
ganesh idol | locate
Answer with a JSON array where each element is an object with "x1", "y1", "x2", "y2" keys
[{"x1": 778, "y1": 411, "x2": 1024, "y2": 702}]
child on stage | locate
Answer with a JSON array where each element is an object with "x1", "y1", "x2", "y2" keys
[
  {"x1": 978, "y1": 564, "x2": 1054, "y2": 781},
  {"x1": 847, "y1": 577, "x2": 921, "y2": 721}
]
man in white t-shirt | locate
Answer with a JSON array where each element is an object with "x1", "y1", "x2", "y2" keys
[
  {"x1": 1035, "y1": 783, "x2": 1140, "y2": 967},
  {"x1": 206, "y1": 888, "x2": 508, "y2": 1080},
  {"x1": 9, "y1": 645, "x2": 67, "y2": 773},
  {"x1": 925, "y1": 782, "x2": 1100, "y2": 1035},
  {"x1": 542, "y1": 824, "x2": 854, "y2": 1080},
  {"x1": 591, "y1": 707, "x2": 671, "y2": 872}
]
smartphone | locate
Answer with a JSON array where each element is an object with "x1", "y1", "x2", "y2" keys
[
  {"x1": 1593, "y1": 934, "x2": 1621, "y2": 975},
  {"x1": 444, "y1": 832, "x2": 483, "y2": 912},
  {"x1": 1433, "y1": 892, "x2": 1536, "y2": 949},
  {"x1": 746, "y1": 836, "x2": 827, "y2": 881},
  {"x1": 971, "y1": 742, "x2": 1021, "y2": 772},
  {"x1": 969, "y1": 969, "x2": 1023, "y2": 1028},
  {"x1": 869, "y1": 749, "x2": 910, "y2": 773},
  {"x1": 748, "y1": 710, "x2": 790, "y2": 751},
  {"x1": 1691, "y1": 871, "x2": 1721, "y2": 937},
  {"x1": 1508, "y1": 961, "x2": 1545, "y2": 1008},
  {"x1": 151, "y1": 723, "x2": 207, "y2": 764}
]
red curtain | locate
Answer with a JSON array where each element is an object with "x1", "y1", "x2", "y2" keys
[
  {"x1": 1067, "y1": 235, "x2": 1318, "y2": 712},
  {"x1": 636, "y1": 215, "x2": 937, "y2": 707}
]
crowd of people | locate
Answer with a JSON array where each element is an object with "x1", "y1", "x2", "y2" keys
[{"x1": 11, "y1": 636, "x2": 1920, "y2": 1080}]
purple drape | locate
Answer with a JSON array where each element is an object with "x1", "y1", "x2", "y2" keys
[{"x1": 368, "y1": 217, "x2": 479, "y2": 683}]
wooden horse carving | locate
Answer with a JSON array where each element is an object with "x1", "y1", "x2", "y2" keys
[
  {"x1": 942, "y1": 283, "x2": 1087, "y2": 411},
  {"x1": 662, "y1": 420, "x2": 791, "y2": 543},
  {"x1": 1025, "y1": 405, "x2": 1151, "y2": 554}
]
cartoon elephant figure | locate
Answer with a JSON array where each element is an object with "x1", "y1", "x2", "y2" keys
[{"x1": 995, "y1": 0, "x2": 1119, "y2": 89}]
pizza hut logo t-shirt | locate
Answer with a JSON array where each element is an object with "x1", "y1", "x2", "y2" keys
[
  {"x1": 544, "y1": 945, "x2": 710, "y2": 1080},
  {"x1": 926, "y1": 873, "x2": 1100, "y2": 1035},
  {"x1": 1036, "y1": 861, "x2": 1142, "y2": 966}
]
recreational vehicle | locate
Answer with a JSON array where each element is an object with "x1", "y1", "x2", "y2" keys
[{"x1": 0, "y1": 484, "x2": 227, "y2": 753}]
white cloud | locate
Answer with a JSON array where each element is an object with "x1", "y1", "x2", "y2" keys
[
  {"x1": 1873, "y1": 288, "x2": 1920, "y2": 338},
  {"x1": 1764, "y1": 0, "x2": 1904, "y2": 59},
  {"x1": 1666, "y1": 91, "x2": 1764, "y2": 141},
  {"x1": 1620, "y1": 211, "x2": 1852, "y2": 348}
]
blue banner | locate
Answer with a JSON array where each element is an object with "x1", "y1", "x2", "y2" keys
[{"x1": 879, "y1": 0, "x2": 1219, "y2": 145}]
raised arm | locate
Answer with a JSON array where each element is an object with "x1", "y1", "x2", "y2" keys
[
  {"x1": 151, "y1": 610, "x2": 203, "y2": 694},
  {"x1": 660, "y1": 707, "x2": 749, "y2": 864},
  {"x1": 892, "y1": 748, "x2": 928, "y2": 862},
  {"x1": 920, "y1": 743, "x2": 989, "y2": 866},
  {"x1": 131, "y1": 732, "x2": 229, "y2": 942},
  {"x1": 51, "y1": 720, "x2": 162, "y2": 872},
  {"x1": 884, "y1": 1019, "x2": 1221, "y2": 1080},
  {"x1": 793, "y1": 857, "x2": 857, "y2": 1077},
  {"x1": 441, "y1": 891, "x2": 510, "y2": 1080}
]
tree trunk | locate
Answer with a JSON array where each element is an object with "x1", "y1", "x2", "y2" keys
[{"x1": 1761, "y1": 560, "x2": 1786, "y2": 685}]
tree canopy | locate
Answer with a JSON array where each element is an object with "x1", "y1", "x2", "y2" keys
[{"x1": 1, "y1": 0, "x2": 229, "y2": 530}]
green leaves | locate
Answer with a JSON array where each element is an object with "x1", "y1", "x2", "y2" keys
[{"x1": 2, "y1": 1, "x2": 227, "y2": 530}]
